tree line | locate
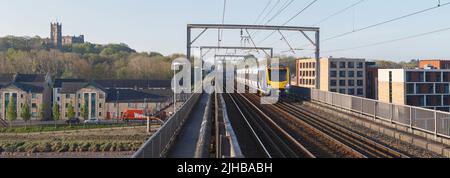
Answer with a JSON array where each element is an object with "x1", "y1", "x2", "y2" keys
[{"x1": 0, "y1": 36, "x2": 182, "y2": 80}]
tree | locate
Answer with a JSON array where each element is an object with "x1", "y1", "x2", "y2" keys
[
  {"x1": 38, "y1": 104, "x2": 45, "y2": 121},
  {"x1": 80, "y1": 104, "x2": 89, "y2": 120},
  {"x1": 20, "y1": 100, "x2": 31, "y2": 129},
  {"x1": 67, "y1": 102, "x2": 76, "y2": 120},
  {"x1": 6, "y1": 96, "x2": 17, "y2": 128},
  {"x1": 52, "y1": 103, "x2": 61, "y2": 128}
]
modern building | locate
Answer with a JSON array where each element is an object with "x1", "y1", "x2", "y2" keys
[
  {"x1": 378, "y1": 69, "x2": 450, "y2": 112},
  {"x1": 0, "y1": 73, "x2": 53, "y2": 120},
  {"x1": 366, "y1": 62, "x2": 379, "y2": 100},
  {"x1": 296, "y1": 57, "x2": 366, "y2": 97},
  {"x1": 419, "y1": 59, "x2": 450, "y2": 69},
  {"x1": 50, "y1": 22, "x2": 84, "y2": 48}
]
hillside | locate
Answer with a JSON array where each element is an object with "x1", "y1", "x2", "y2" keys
[{"x1": 0, "y1": 36, "x2": 181, "y2": 80}]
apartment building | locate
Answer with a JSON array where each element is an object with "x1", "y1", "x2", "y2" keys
[
  {"x1": 0, "y1": 74, "x2": 52, "y2": 120},
  {"x1": 378, "y1": 69, "x2": 450, "y2": 112},
  {"x1": 57, "y1": 81, "x2": 171, "y2": 120},
  {"x1": 419, "y1": 59, "x2": 450, "y2": 69},
  {"x1": 296, "y1": 57, "x2": 366, "y2": 97},
  {"x1": 366, "y1": 62, "x2": 379, "y2": 100}
]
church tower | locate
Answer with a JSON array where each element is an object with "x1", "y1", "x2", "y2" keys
[{"x1": 50, "y1": 22, "x2": 62, "y2": 49}]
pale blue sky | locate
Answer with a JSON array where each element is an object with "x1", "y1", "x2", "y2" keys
[{"x1": 0, "y1": 0, "x2": 449, "y2": 61}]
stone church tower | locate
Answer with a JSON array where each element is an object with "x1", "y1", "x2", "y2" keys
[{"x1": 50, "y1": 22, "x2": 62, "y2": 49}]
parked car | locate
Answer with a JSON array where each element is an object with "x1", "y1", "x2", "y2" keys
[
  {"x1": 84, "y1": 118, "x2": 100, "y2": 124},
  {"x1": 66, "y1": 118, "x2": 80, "y2": 125}
]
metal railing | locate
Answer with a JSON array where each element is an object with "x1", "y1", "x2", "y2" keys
[
  {"x1": 309, "y1": 89, "x2": 450, "y2": 139},
  {"x1": 132, "y1": 84, "x2": 202, "y2": 158},
  {"x1": 214, "y1": 93, "x2": 243, "y2": 158}
]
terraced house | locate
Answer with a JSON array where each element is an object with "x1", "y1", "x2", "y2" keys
[
  {"x1": 56, "y1": 80, "x2": 171, "y2": 120},
  {"x1": 0, "y1": 73, "x2": 52, "y2": 120}
]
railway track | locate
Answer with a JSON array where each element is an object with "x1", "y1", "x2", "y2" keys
[
  {"x1": 224, "y1": 92, "x2": 316, "y2": 158},
  {"x1": 276, "y1": 96, "x2": 410, "y2": 158}
]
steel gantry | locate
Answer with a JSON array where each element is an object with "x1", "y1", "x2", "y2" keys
[{"x1": 187, "y1": 24, "x2": 320, "y2": 89}]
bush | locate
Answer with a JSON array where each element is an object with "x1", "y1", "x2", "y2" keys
[
  {"x1": 80, "y1": 143, "x2": 91, "y2": 152},
  {"x1": 89, "y1": 143, "x2": 101, "y2": 152},
  {"x1": 58, "y1": 143, "x2": 70, "y2": 153},
  {"x1": 70, "y1": 143, "x2": 79, "y2": 152},
  {"x1": 102, "y1": 143, "x2": 112, "y2": 152}
]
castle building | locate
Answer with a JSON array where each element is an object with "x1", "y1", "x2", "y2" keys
[{"x1": 50, "y1": 22, "x2": 84, "y2": 48}]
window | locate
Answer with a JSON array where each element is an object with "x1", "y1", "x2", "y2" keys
[
  {"x1": 407, "y1": 84, "x2": 415, "y2": 94},
  {"x1": 339, "y1": 89, "x2": 346, "y2": 94},
  {"x1": 330, "y1": 71, "x2": 337, "y2": 77},
  {"x1": 339, "y1": 62, "x2": 346, "y2": 68},
  {"x1": 444, "y1": 95, "x2": 450, "y2": 105},
  {"x1": 339, "y1": 80, "x2": 346, "y2": 86},
  {"x1": 32, "y1": 93, "x2": 37, "y2": 99},
  {"x1": 78, "y1": 103, "x2": 81, "y2": 108},
  {"x1": 348, "y1": 62, "x2": 355, "y2": 68},
  {"x1": 32, "y1": 112, "x2": 37, "y2": 118},
  {"x1": 66, "y1": 94, "x2": 70, "y2": 99},
  {"x1": 389, "y1": 72, "x2": 393, "y2": 103},
  {"x1": 330, "y1": 62, "x2": 337, "y2": 68},
  {"x1": 32, "y1": 103, "x2": 37, "y2": 108},
  {"x1": 99, "y1": 112, "x2": 102, "y2": 117},
  {"x1": 348, "y1": 71, "x2": 355, "y2": 78},
  {"x1": 20, "y1": 94, "x2": 24, "y2": 99},
  {"x1": 357, "y1": 71, "x2": 363, "y2": 77},
  {"x1": 339, "y1": 71, "x2": 346, "y2": 78},
  {"x1": 78, "y1": 94, "x2": 81, "y2": 99},
  {"x1": 99, "y1": 93, "x2": 105, "y2": 99},
  {"x1": 348, "y1": 88, "x2": 355, "y2": 95},
  {"x1": 330, "y1": 80, "x2": 337, "y2": 87},
  {"x1": 357, "y1": 80, "x2": 364, "y2": 86},
  {"x1": 99, "y1": 103, "x2": 102, "y2": 108},
  {"x1": 57, "y1": 97, "x2": 60, "y2": 102},
  {"x1": 357, "y1": 62, "x2": 364, "y2": 68},
  {"x1": 65, "y1": 103, "x2": 69, "y2": 108},
  {"x1": 357, "y1": 88, "x2": 364, "y2": 95},
  {"x1": 348, "y1": 80, "x2": 355, "y2": 86}
]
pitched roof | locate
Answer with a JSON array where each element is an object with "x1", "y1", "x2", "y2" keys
[
  {"x1": 94, "y1": 80, "x2": 171, "y2": 89},
  {"x1": 14, "y1": 74, "x2": 47, "y2": 83},
  {"x1": 59, "y1": 82, "x2": 107, "y2": 94},
  {"x1": 106, "y1": 89, "x2": 167, "y2": 103},
  {"x1": 1, "y1": 83, "x2": 44, "y2": 93},
  {"x1": 0, "y1": 73, "x2": 48, "y2": 84},
  {"x1": 54, "y1": 79, "x2": 88, "y2": 88},
  {"x1": 0, "y1": 74, "x2": 15, "y2": 84},
  {"x1": 59, "y1": 82, "x2": 88, "y2": 94}
]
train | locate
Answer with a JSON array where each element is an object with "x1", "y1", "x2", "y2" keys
[{"x1": 236, "y1": 64, "x2": 290, "y2": 95}]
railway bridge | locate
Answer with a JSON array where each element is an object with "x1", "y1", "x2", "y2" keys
[{"x1": 133, "y1": 81, "x2": 450, "y2": 158}]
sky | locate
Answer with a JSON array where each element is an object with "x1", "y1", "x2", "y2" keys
[{"x1": 0, "y1": 0, "x2": 449, "y2": 61}]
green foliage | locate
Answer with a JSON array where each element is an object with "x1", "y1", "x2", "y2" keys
[
  {"x1": 20, "y1": 101, "x2": 31, "y2": 123},
  {"x1": 38, "y1": 104, "x2": 45, "y2": 121},
  {"x1": 52, "y1": 103, "x2": 61, "y2": 122},
  {"x1": 80, "y1": 104, "x2": 88, "y2": 120},
  {"x1": 6, "y1": 96, "x2": 17, "y2": 122},
  {"x1": 67, "y1": 103, "x2": 76, "y2": 119},
  {"x1": 0, "y1": 36, "x2": 176, "y2": 80}
]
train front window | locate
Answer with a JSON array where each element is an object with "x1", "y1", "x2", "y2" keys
[{"x1": 268, "y1": 69, "x2": 288, "y2": 82}]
